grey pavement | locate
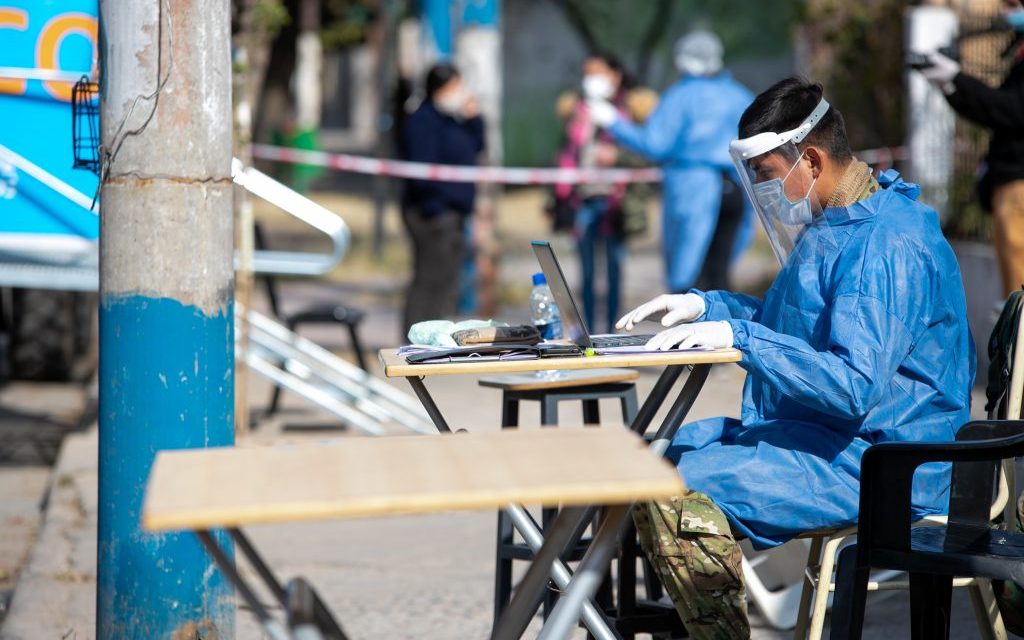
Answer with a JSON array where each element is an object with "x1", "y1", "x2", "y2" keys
[
  {"x1": 0, "y1": 360, "x2": 997, "y2": 639},
  {"x1": 0, "y1": 207, "x2": 1005, "y2": 638}
]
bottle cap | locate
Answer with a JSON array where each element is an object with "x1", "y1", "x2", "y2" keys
[{"x1": 532, "y1": 272, "x2": 546, "y2": 286}]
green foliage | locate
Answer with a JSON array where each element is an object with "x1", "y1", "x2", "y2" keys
[
  {"x1": 556, "y1": 0, "x2": 802, "y2": 87},
  {"x1": 253, "y1": 0, "x2": 290, "y2": 39},
  {"x1": 798, "y1": 0, "x2": 906, "y2": 150},
  {"x1": 322, "y1": 0, "x2": 378, "y2": 50}
]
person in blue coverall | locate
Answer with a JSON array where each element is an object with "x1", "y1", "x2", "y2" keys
[
  {"x1": 615, "y1": 78, "x2": 975, "y2": 639},
  {"x1": 589, "y1": 31, "x2": 754, "y2": 292}
]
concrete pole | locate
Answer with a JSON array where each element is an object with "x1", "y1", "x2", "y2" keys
[{"x1": 98, "y1": 0, "x2": 235, "y2": 637}]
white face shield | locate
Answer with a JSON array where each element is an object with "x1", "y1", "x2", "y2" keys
[{"x1": 729, "y1": 98, "x2": 832, "y2": 266}]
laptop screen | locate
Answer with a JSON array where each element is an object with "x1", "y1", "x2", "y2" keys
[{"x1": 531, "y1": 241, "x2": 593, "y2": 348}]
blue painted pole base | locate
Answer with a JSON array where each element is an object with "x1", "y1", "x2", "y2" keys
[{"x1": 98, "y1": 295, "x2": 235, "y2": 639}]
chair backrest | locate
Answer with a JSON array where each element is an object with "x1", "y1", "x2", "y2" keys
[
  {"x1": 988, "y1": 291, "x2": 1024, "y2": 420},
  {"x1": 983, "y1": 293, "x2": 1024, "y2": 524},
  {"x1": 950, "y1": 421, "x2": 1024, "y2": 531},
  {"x1": 1008, "y1": 299, "x2": 1024, "y2": 420}
]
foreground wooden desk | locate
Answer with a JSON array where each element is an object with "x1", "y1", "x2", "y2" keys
[
  {"x1": 143, "y1": 427, "x2": 684, "y2": 640},
  {"x1": 380, "y1": 347, "x2": 741, "y2": 638}
]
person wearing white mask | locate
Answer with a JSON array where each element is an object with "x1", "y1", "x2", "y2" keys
[
  {"x1": 399, "y1": 63, "x2": 485, "y2": 336},
  {"x1": 616, "y1": 78, "x2": 974, "y2": 639},
  {"x1": 588, "y1": 30, "x2": 755, "y2": 294},
  {"x1": 549, "y1": 53, "x2": 652, "y2": 332}
]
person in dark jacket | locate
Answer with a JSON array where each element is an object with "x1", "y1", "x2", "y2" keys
[
  {"x1": 920, "y1": 0, "x2": 1024, "y2": 296},
  {"x1": 399, "y1": 63, "x2": 485, "y2": 335}
]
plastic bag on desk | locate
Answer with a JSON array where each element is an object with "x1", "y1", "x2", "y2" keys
[{"x1": 407, "y1": 319, "x2": 507, "y2": 347}]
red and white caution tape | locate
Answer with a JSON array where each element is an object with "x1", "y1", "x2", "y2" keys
[
  {"x1": 252, "y1": 143, "x2": 911, "y2": 185},
  {"x1": 252, "y1": 144, "x2": 663, "y2": 184}
]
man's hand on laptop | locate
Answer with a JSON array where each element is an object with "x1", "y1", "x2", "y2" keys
[
  {"x1": 615, "y1": 293, "x2": 706, "y2": 331},
  {"x1": 644, "y1": 321, "x2": 733, "y2": 351}
]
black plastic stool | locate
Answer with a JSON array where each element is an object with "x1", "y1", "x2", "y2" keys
[{"x1": 480, "y1": 369, "x2": 640, "y2": 628}]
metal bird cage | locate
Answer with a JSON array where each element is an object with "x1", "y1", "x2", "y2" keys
[{"x1": 71, "y1": 76, "x2": 100, "y2": 175}]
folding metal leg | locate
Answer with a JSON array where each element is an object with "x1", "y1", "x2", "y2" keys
[
  {"x1": 407, "y1": 376, "x2": 452, "y2": 433},
  {"x1": 414, "y1": 364, "x2": 705, "y2": 640},
  {"x1": 493, "y1": 506, "x2": 592, "y2": 640},
  {"x1": 538, "y1": 505, "x2": 632, "y2": 640},
  {"x1": 195, "y1": 530, "x2": 291, "y2": 640},
  {"x1": 502, "y1": 504, "x2": 619, "y2": 640},
  {"x1": 198, "y1": 528, "x2": 349, "y2": 640}
]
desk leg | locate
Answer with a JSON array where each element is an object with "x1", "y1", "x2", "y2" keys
[
  {"x1": 494, "y1": 364, "x2": 711, "y2": 639},
  {"x1": 537, "y1": 504, "x2": 631, "y2": 640},
  {"x1": 491, "y1": 506, "x2": 590, "y2": 640},
  {"x1": 627, "y1": 365, "x2": 684, "y2": 436},
  {"x1": 406, "y1": 376, "x2": 452, "y2": 433},
  {"x1": 195, "y1": 530, "x2": 291, "y2": 640},
  {"x1": 230, "y1": 528, "x2": 288, "y2": 606},
  {"x1": 647, "y1": 363, "x2": 710, "y2": 456}
]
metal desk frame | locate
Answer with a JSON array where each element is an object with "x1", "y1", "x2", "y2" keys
[{"x1": 405, "y1": 361, "x2": 713, "y2": 640}]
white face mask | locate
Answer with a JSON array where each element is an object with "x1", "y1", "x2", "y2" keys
[
  {"x1": 752, "y1": 153, "x2": 817, "y2": 226},
  {"x1": 434, "y1": 89, "x2": 465, "y2": 116},
  {"x1": 582, "y1": 74, "x2": 614, "y2": 100}
]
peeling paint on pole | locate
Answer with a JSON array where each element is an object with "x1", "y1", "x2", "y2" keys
[{"x1": 97, "y1": 0, "x2": 235, "y2": 637}]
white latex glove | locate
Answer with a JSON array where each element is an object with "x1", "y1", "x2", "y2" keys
[
  {"x1": 615, "y1": 293, "x2": 706, "y2": 332},
  {"x1": 920, "y1": 52, "x2": 960, "y2": 93},
  {"x1": 587, "y1": 99, "x2": 619, "y2": 128},
  {"x1": 644, "y1": 320, "x2": 734, "y2": 352}
]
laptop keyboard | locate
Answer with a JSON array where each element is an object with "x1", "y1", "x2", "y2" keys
[{"x1": 591, "y1": 334, "x2": 654, "y2": 348}]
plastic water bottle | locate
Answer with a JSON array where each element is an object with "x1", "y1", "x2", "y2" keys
[{"x1": 529, "y1": 272, "x2": 562, "y2": 340}]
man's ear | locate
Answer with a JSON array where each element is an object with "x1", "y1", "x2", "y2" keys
[{"x1": 804, "y1": 146, "x2": 825, "y2": 179}]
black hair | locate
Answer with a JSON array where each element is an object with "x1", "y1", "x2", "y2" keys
[
  {"x1": 738, "y1": 77, "x2": 853, "y2": 163},
  {"x1": 585, "y1": 51, "x2": 636, "y2": 92},
  {"x1": 425, "y1": 63, "x2": 460, "y2": 99}
]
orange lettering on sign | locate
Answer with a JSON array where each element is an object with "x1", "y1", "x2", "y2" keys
[
  {"x1": 0, "y1": 8, "x2": 29, "y2": 96},
  {"x1": 37, "y1": 13, "x2": 97, "y2": 102}
]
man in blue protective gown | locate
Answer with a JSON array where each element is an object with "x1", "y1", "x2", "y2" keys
[
  {"x1": 589, "y1": 30, "x2": 754, "y2": 292},
  {"x1": 615, "y1": 78, "x2": 975, "y2": 639}
]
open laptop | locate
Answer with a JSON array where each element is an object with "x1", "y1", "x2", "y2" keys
[{"x1": 531, "y1": 240, "x2": 653, "y2": 349}]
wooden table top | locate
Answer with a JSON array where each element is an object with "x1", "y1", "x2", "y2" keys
[
  {"x1": 378, "y1": 347, "x2": 741, "y2": 378},
  {"x1": 142, "y1": 427, "x2": 685, "y2": 532}
]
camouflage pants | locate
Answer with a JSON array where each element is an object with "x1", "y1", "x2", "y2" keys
[{"x1": 633, "y1": 489, "x2": 749, "y2": 640}]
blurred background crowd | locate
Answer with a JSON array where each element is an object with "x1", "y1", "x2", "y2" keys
[{"x1": 235, "y1": 0, "x2": 1020, "y2": 382}]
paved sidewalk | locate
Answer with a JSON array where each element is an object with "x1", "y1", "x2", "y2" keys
[{"x1": 0, "y1": 364, "x2": 995, "y2": 639}]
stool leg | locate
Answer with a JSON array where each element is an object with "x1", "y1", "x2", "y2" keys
[
  {"x1": 267, "y1": 382, "x2": 283, "y2": 419},
  {"x1": 501, "y1": 397, "x2": 519, "y2": 429},
  {"x1": 620, "y1": 387, "x2": 638, "y2": 425},
  {"x1": 346, "y1": 323, "x2": 369, "y2": 372},
  {"x1": 540, "y1": 396, "x2": 558, "y2": 426},
  {"x1": 582, "y1": 398, "x2": 601, "y2": 425}
]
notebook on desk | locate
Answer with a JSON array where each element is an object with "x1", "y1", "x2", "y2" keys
[{"x1": 400, "y1": 342, "x2": 582, "y2": 364}]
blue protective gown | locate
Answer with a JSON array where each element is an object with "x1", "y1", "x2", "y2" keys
[
  {"x1": 608, "y1": 72, "x2": 754, "y2": 292},
  {"x1": 670, "y1": 172, "x2": 976, "y2": 548}
]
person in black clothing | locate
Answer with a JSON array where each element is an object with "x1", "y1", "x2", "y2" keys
[
  {"x1": 399, "y1": 63, "x2": 485, "y2": 335},
  {"x1": 920, "y1": 0, "x2": 1024, "y2": 296}
]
